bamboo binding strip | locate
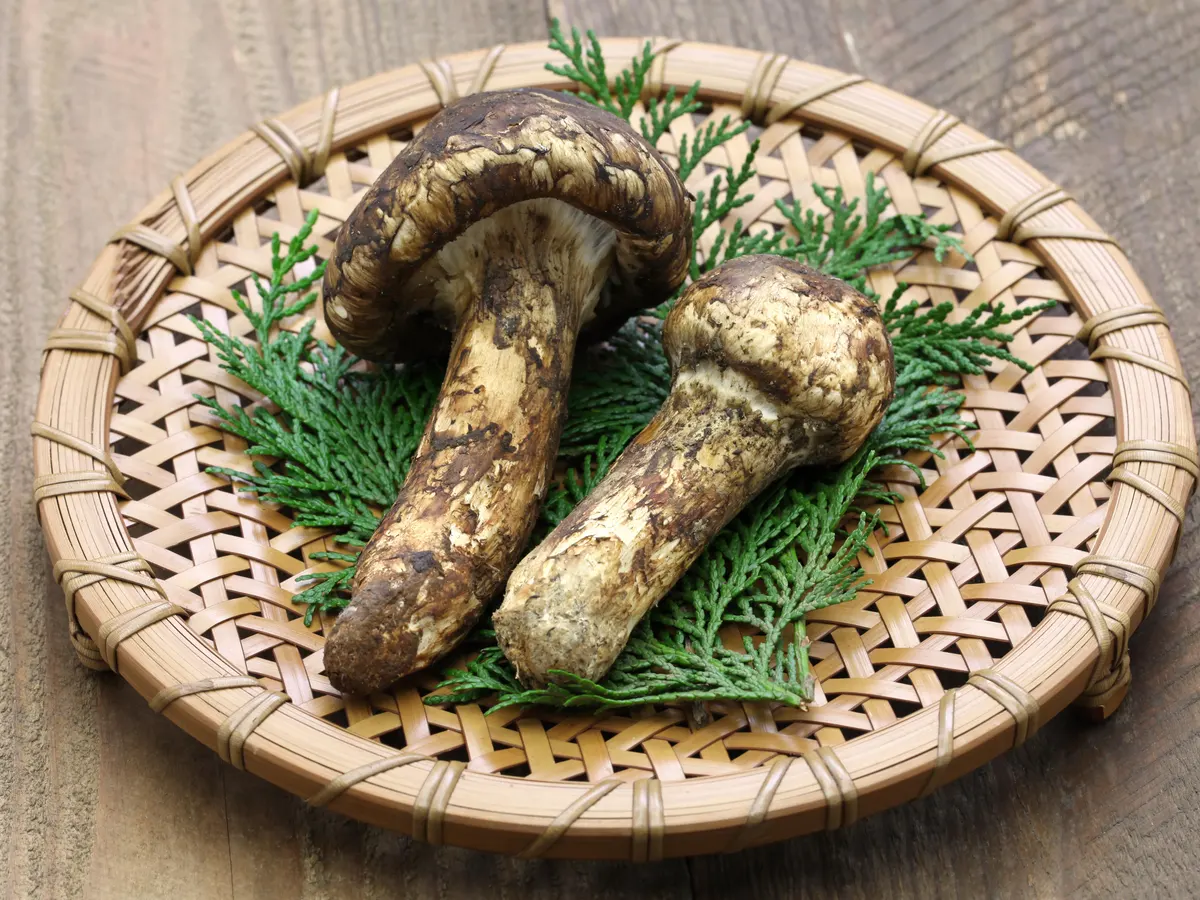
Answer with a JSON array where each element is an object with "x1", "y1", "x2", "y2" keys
[
  {"x1": 110, "y1": 222, "x2": 193, "y2": 276},
  {"x1": 518, "y1": 778, "x2": 622, "y2": 858},
  {"x1": 32, "y1": 38, "x2": 1194, "y2": 859},
  {"x1": 919, "y1": 689, "x2": 960, "y2": 798},
  {"x1": 51, "y1": 551, "x2": 173, "y2": 671},
  {"x1": 632, "y1": 778, "x2": 666, "y2": 862},
  {"x1": 42, "y1": 288, "x2": 138, "y2": 374},
  {"x1": 252, "y1": 88, "x2": 340, "y2": 187},
  {"x1": 641, "y1": 39, "x2": 683, "y2": 103},
  {"x1": 967, "y1": 670, "x2": 1039, "y2": 748},
  {"x1": 412, "y1": 760, "x2": 467, "y2": 846},
  {"x1": 31, "y1": 421, "x2": 124, "y2": 485},
  {"x1": 217, "y1": 691, "x2": 289, "y2": 770},
  {"x1": 1077, "y1": 305, "x2": 1190, "y2": 395},
  {"x1": 902, "y1": 109, "x2": 1006, "y2": 177},
  {"x1": 727, "y1": 756, "x2": 796, "y2": 852},
  {"x1": 802, "y1": 748, "x2": 858, "y2": 831},
  {"x1": 308, "y1": 752, "x2": 429, "y2": 809},
  {"x1": 149, "y1": 676, "x2": 264, "y2": 714},
  {"x1": 1048, "y1": 579, "x2": 1133, "y2": 713}
]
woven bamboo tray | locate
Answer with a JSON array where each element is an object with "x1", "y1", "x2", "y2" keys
[{"x1": 33, "y1": 38, "x2": 1196, "y2": 860}]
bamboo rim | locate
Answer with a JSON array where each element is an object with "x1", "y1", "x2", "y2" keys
[{"x1": 32, "y1": 39, "x2": 1195, "y2": 859}]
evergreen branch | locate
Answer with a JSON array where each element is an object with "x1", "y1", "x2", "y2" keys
[
  {"x1": 546, "y1": 20, "x2": 653, "y2": 120},
  {"x1": 426, "y1": 641, "x2": 526, "y2": 706},
  {"x1": 639, "y1": 83, "x2": 703, "y2": 147},
  {"x1": 675, "y1": 116, "x2": 752, "y2": 182},
  {"x1": 189, "y1": 209, "x2": 438, "y2": 622},
  {"x1": 192, "y1": 31, "x2": 1052, "y2": 713},
  {"x1": 686, "y1": 139, "x2": 761, "y2": 285},
  {"x1": 883, "y1": 288, "x2": 1054, "y2": 388},
  {"x1": 773, "y1": 174, "x2": 967, "y2": 298}
]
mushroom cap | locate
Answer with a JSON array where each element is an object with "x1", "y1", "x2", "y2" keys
[
  {"x1": 664, "y1": 255, "x2": 895, "y2": 465},
  {"x1": 324, "y1": 88, "x2": 692, "y2": 362}
]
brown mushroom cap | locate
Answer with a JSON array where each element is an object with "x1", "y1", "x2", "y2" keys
[
  {"x1": 665, "y1": 255, "x2": 896, "y2": 466},
  {"x1": 324, "y1": 88, "x2": 692, "y2": 362}
]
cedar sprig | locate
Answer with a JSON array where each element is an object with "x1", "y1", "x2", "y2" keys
[
  {"x1": 674, "y1": 116, "x2": 752, "y2": 182},
  {"x1": 193, "y1": 32, "x2": 1050, "y2": 708},
  {"x1": 429, "y1": 32, "x2": 1037, "y2": 710},
  {"x1": 640, "y1": 83, "x2": 703, "y2": 146},
  {"x1": 686, "y1": 140, "x2": 761, "y2": 283},
  {"x1": 884, "y1": 289, "x2": 1053, "y2": 389},
  {"x1": 688, "y1": 175, "x2": 968, "y2": 292},
  {"x1": 555, "y1": 319, "x2": 670, "y2": 456},
  {"x1": 773, "y1": 177, "x2": 965, "y2": 295},
  {"x1": 189, "y1": 210, "x2": 439, "y2": 623},
  {"x1": 546, "y1": 20, "x2": 655, "y2": 120},
  {"x1": 541, "y1": 428, "x2": 640, "y2": 530}
]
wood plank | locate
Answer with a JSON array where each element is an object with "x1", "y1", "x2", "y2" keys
[
  {"x1": 551, "y1": 1, "x2": 1200, "y2": 897},
  {"x1": 87, "y1": 683, "x2": 236, "y2": 900},
  {"x1": 2, "y1": 0, "x2": 687, "y2": 897},
  {"x1": 4, "y1": 0, "x2": 1198, "y2": 897},
  {"x1": 549, "y1": 0, "x2": 854, "y2": 70}
]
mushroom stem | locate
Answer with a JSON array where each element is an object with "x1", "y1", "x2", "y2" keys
[
  {"x1": 324, "y1": 202, "x2": 614, "y2": 695},
  {"x1": 494, "y1": 378, "x2": 796, "y2": 686},
  {"x1": 494, "y1": 255, "x2": 895, "y2": 688}
]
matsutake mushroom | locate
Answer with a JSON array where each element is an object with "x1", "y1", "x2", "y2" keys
[
  {"x1": 494, "y1": 255, "x2": 895, "y2": 686},
  {"x1": 321, "y1": 88, "x2": 690, "y2": 695}
]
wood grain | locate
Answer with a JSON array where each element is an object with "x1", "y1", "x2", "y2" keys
[
  {"x1": 3, "y1": 0, "x2": 1198, "y2": 897},
  {"x1": 560, "y1": 3, "x2": 1200, "y2": 896}
]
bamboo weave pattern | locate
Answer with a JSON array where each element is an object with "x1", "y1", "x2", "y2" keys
[
  {"x1": 100, "y1": 104, "x2": 1126, "y2": 782},
  {"x1": 32, "y1": 39, "x2": 1194, "y2": 858}
]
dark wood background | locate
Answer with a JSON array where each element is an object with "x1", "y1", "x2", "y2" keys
[{"x1": 3, "y1": 1, "x2": 1198, "y2": 897}]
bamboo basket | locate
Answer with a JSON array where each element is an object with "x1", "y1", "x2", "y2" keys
[{"x1": 32, "y1": 38, "x2": 1196, "y2": 860}]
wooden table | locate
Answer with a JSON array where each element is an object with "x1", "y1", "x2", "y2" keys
[{"x1": 4, "y1": 2, "x2": 1198, "y2": 897}]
